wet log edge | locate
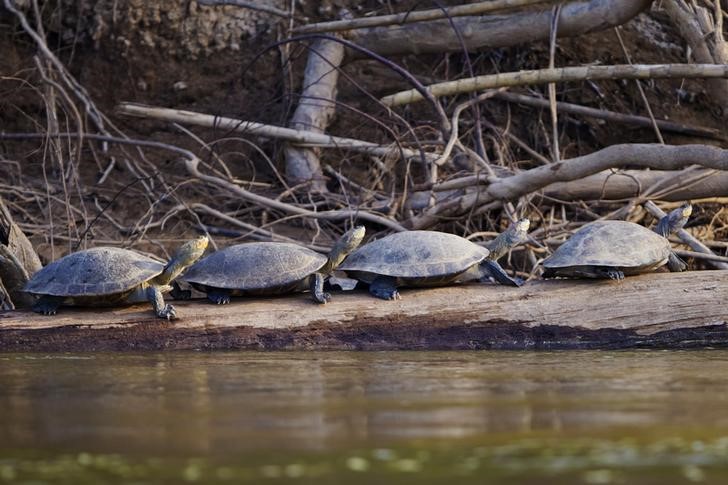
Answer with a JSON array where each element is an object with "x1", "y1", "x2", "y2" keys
[{"x1": 1, "y1": 270, "x2": 727, "y2": 351}]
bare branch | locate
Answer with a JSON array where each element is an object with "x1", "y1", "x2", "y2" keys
[
  {"x1": 382, "y1": 64, "x2": 728, "y2": 107},
  {"x1": 115, "y1": 102, "x2": 438, "y2": 162}
]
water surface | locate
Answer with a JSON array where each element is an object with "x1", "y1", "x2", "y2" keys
[{"x1": 2, "y1": 350, "x2": 728, "y2": 484}]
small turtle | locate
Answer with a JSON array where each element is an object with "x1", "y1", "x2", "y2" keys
[
  {"x1": 25, "y1": 236, "x2": 209, "y2": 319},
  {"x1": 542, "y1": 203, "x2": 692, "y2": 280},
  {"x1": 338, "y1": 219, "x2": 530, "y2": 300},
  {"x1": 182, "y1": 226, "x2": 365, "y2": 304}
]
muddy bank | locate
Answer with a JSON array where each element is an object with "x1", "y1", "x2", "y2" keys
[{"x1": 1, "y1": 269, "x2": 726, "y2": 351}]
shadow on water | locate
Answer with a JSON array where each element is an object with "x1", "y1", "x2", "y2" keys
[{"x1": 2, "y1": 350, "x2": 728, "y2": 483}]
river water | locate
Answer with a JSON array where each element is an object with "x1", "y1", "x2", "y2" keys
[{"x1": 2, "y1": 350, "x2": 728, "y2": 484}]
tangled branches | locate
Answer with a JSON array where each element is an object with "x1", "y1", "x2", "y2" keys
[{"x1": 1, "y1": 0, "x2": 727, "y2": 289}]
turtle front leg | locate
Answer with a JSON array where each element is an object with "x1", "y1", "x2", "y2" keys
[
  {"x1": 32, "y1": 295, "x2": 64, "y2": 315},
  {"x1": 369, "y1": 276, "x2": 401, "y2": 300},
  {"x1": 479, "y1": 260, "x2": 523, "y2": 287},
  {"x1": 667, "y1": 252, "x2": 687, "y2": 272},
  {"x1": 309, "y1": 273, "x2": 331, "y2": 304},
  {"x1": 146, "y1": 285, "x2": 177, "y2": 320}
]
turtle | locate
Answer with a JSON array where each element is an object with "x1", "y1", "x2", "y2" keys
[
  {"x1": 181, "y1": 225, "x2": 365, "y2": 305},
  {"x1": 542, "y1": 203, "x2": 692, "y2": 280},
  {"x1": 338, "y1": 219, "x2": 530, "y2": 300},
  {"x1": 24, "y1": 236, "x2": 209, "y2": 319}
]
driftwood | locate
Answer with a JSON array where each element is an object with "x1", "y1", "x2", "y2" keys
[
  {"x1": 115, "y1": 103, "x2": 436, "y2": 162},
  {"x1": 409, "y1": 169, "x2": 728, "y2": 210},
  {"x1": 543, "y1": 169, "x2": 728, "y2": 202},
  {"x1": 284, "y1": 38, "x2": 344, "y2": 190},
  {"x1": 346, "y1": 0, "x2": 651, "y2": 57},
  {"x1": 0, "y1": 197, "x2": 42, "y2": 309},
  {"x1": 408, "y1": 143, "x2": 728, "y2": 229},
  {"x1": 0, "y1": 270, "x2": 726, "y2": 351},
  {"x1": 294, "y1": 0, "x2": 553, "y2": 34}
]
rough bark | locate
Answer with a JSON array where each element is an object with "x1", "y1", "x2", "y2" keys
[
  {"x1": 284, "y1": 38, "x2": 345, "y2": 191},
  {"x1": 1, "y1": 270, "x2": 726, "y2": 351},
  {"x1": 543, "y1": 169, "x2": 728, "y2": 201},
  {"x1": 0, "y1": 198, "x2": 42, "y2": 309},
  {"x1": 346, "y1": 0, "x2": 652, "y2": 57},
  {"x1": 407, "y1": 169, "x2": 728, "y2": 210},
  {"x1": 408, "y1": 143, "x2": 728, "y2": 229},
  {"x1": 0, "y1": 280, "x2": 11, "y2": 311}
]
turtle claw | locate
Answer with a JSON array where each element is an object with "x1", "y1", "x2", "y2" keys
[
  {"x1": 371, "y1": 287, "x2": 400, "y2": 301},
  {"x1": 32, "y1": 296, "x2": 62, "y2": 316},
  {"x1": 157, "y1": 304, "x2": 177, "y2": 320},
  {"x1": 606, "y1": 269, "x2": 625, "y2": 281},
  {"x1": 208, "y1": 292, "x2": 230, "y2": 305},
  {"x1": 314, "y1": 292, "x2": 332, "y2": 304},
  {"x1": 370, "y1": 276, "x2": 400, "y2": 301}
]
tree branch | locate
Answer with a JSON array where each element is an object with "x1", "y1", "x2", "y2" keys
[
  {"x1": 347, "y1": 0, "x2": 652, "y2": 57},
  {"x1": 382, "y1": 64, "x2": 728, "y2": 106},
  {"x1": 294, "y1": 0, "x2": 553, "y2": 34},
  {"x1": 115, "y1": 102, "x2": 438, "y2": 162},
  {"x1": 408, "y1": 144, "x2": 728, "y2": 229}
]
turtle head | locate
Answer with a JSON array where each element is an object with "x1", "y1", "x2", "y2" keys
[
  {"x1": 176, "y1": 235, "x2": 210, "y2": 265},
  {"x1": 510, "y1": 218, "x2": 531, "y2": 244},
  {"x1": 488, "y1": 218, "x2": 530, "y2": 261},
  {"x1": 157, "y1": 235, "x2": 209, "y2": 285},
  {"x1": 654, "y1": 202, "x2": 692, "y2": 238},
  {"x1": 325, "y1": 226, "x2": 366, "y2": 272},
  {"x1": 338, "y1": 225, "x2": 366, "y2": 253}
]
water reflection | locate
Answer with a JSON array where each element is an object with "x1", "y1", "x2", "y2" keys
[{"x1": 2, "y1": 351, "x2": 728, "y2": 457}]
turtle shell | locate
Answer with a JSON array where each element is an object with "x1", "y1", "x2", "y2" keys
[
  {"x1": 543, "y1": 221, "x2": 671, "y2": 270},
  {"x1": 25, "y1": 247, "x2": 165, "y2": 297},
  {"x1": 338, "y1": 231, "x2": 490, "y2": 278},
  {"x1": 182, "y1": 242, "x2": 328, "y2": 290}
]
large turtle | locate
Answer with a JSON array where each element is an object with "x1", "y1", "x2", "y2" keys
[
  {"x1": 182, "y1": 226, "x2": 365, "y2": 304},
  {"x1": 338, "y1": 219, "x2": 530, "y2": 300},
  {"x1": 25, "y1": 236, "x2": 209, "y2": 319},
  {"x1": 542, "y1": 203, "x2": 692, "y2": 280}
]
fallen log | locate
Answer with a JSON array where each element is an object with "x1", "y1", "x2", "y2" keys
[
  {"x1": 0, "y1": 270, "x2": 726, "y2": 351},
  {"x1": 346, "y1": 0, "x2": 651, "y2": 57}
]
